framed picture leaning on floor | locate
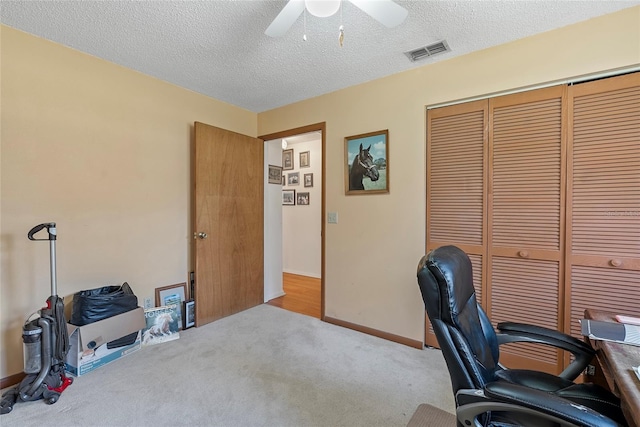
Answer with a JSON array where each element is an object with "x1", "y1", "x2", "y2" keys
[
  {"x1": 155, "y1": 283, "x2": 187, "y2": 329},
  {"x1": 183, "y1": 300, "x2": 195, "y2": 329}
]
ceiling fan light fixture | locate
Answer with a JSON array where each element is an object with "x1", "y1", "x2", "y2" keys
[
  {"x1": 305, "y1": 0, "x2": 341, "y2": 18},
  {"x1": 265, "y1": 0, "x2": 408, "y2": 38}
]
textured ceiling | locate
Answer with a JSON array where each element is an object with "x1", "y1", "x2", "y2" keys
[{"x1": 2, "y1": 1, "x2": 638, "y2": 113}]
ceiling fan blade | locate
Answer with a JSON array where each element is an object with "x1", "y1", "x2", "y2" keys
[
  {"x1": 348, "y1": 0, "x2": 408, "y2": 28},
  {"x1": 265, "y1": 0, "x2": 306, "y2": 37}
]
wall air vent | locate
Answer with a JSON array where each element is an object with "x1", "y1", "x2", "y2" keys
[{"x1": 405, "y1": 40, "x2": 450, "y2": 62}]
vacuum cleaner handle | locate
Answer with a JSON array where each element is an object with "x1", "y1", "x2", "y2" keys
[
  {"x1": 28, "y1": 223, "x2": 57, "y2": 241},
  {"x1": 28, "y1": 223, "x2": 59, "y2": 296}
]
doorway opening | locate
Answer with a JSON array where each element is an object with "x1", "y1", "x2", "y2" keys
[
  {"x1": 269, "y1": 273, "x2": 321, "y2": 319},
  {"x1": 261, "y1": 123, "x2": 325, "y2": 320}
]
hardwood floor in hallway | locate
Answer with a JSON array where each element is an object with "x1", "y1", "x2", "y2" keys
[{"x1": 267, "y1": 273, "x2": 321, "y2": 319}]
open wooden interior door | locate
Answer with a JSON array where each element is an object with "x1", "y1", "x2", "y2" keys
[{"x1": 193, "y1": 122, "x2": 264, "y2": 326}]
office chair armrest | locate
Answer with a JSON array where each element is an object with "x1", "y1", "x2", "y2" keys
[
  {"x1": 496, "y1": 322, "x2": 595, "y2": 380},
  {"x1": 456, "y1": 383, "x2": 622, "y2": 427}
]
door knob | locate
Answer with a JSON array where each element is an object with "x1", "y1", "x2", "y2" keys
[{"x1": 194, "y1": 232, "x2": 208, "y2": 240}]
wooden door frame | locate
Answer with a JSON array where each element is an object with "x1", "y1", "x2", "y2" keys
[{"x1": 259, "y1": 123, "x2": 326, "y2": 321}]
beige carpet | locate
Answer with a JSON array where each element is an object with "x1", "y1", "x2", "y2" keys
[
  {"x1": 2, "y1": 304, "x2": 454, "y2": 426},
  {"x1": 407, "y1": 403, "x2": 456, "y2": 426}
]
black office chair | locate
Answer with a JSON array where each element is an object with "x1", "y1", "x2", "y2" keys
[{"x1": 416, "y1": 245, "x2": 627, "y2": 427}]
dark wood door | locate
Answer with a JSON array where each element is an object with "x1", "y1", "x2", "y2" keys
[{"x1": 194, "y1": 122, "x2": 264, "y2": 326}]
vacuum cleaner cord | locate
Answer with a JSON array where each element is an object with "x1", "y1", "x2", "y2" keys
[{"x1": 51, "y1": 297, "x2": 69, "y2": 361}]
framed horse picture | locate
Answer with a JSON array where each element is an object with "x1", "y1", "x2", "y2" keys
[{"x1": 344, "y1": 130, "x2": 389, "y2": 195}]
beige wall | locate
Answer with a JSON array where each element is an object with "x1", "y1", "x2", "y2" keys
[
  {"x1": 257, "y1": 7, "x2": 640, "y2": 343},
  {"x1": 0, "y1": 26, "x2": 257, "y2": 378},
  {"x1": 1, "y1": 7, "x2": 639, "y2": 380}
]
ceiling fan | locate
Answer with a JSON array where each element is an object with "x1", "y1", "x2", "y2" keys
[{"x1": 265, "y1": 0, "x2": 408, "y2": 38}]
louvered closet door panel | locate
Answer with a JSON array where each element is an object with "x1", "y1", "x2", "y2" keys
[
  {"x1": 426, "y1": 100, "x2": 487, "y2": 347},
  {"x1": 489, "y1": 86, "x2": 565, "y2": 373},
  {"x1": 570, "y1": 266, "x2": 640, "y2": 338},
  {"x1": 566, "y1": 73, "x2": 640, "y2": 341},
  {"x1": 491, "y1": 256, "x2": 560, "y2": 372},
  {"x1": 427, "y1": 101, "x2": 487, "y2": 251}
]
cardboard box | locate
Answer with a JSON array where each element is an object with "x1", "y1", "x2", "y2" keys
[{"x1": 65, "y1": 307, "x2": 145, "y2": 376}]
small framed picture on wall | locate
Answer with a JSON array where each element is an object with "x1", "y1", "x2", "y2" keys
[
  {"x1": 283, "y1": 149, "x2": 294, "y2": 170},
  {"x1": 300, "y1": 151, "x2": 310, "y2": 168},
  {"x1": 268, "y1": 165, "x2": 283, "y2": 184},
  {"x1": 297, "y1": 192, "x2": 310, "y2": 206},
  {"x1": 282, "y1": 189, "x2": 296, "y2": 205},
  {"x1": 287, "y1": 172, "x2": 300, "y2": 186},
  {"x1": 304, "y1": 173, "x2": 313, "y2": 188}
]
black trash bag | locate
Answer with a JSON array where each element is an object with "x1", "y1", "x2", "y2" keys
[{"x1": 70, "y1": 282, "x2": 139, "y2": 349}]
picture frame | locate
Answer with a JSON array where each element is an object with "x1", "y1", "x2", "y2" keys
[
  {"x1": 155, "y1": 283, "x2": 187, "y2": 329},
  {"x1": 268, "y1": 164, "x2": 283, "y2": 184},
  {"x1": 297, "y1": 192, "x2": 310, "y2": 206},
  {"x1": 282, "y1": 148, "x2": 294, "y2": 170},
  {"x1": 300, "y1": 151, "x2": 310, "y2": 168},
  {"x1": 287, "y1": 172, "x2": 300, "y2": 186},
  {"x1": 183, "y1": 300, "x2": 195, "y2": 329},
  {"x1": 345, "y1": 129, "x2": 389, "y2": 195},
  {"x1": 282, "y1": 189, "x2": 296, "y2": 205},
  {"x1": 304, "y1": 173, "x2": 313, "y2": 188},
  {"x1": 142, "y1": 306, "x2": 180, "y2": 346}
]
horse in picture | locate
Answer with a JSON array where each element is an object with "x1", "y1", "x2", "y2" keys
[{"x1": 349, "y1": 143, "x2": 379, "y2": 191}]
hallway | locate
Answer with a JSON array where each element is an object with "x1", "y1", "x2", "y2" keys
[{"x1": 267, "y1": 273, "x2": 321, "y2": 319}]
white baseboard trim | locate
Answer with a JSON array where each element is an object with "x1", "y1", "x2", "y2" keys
[{"x1": 264, "y1": 290, "x2": 286, "y2": 302}]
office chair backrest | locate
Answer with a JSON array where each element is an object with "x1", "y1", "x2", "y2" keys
[{"x1": 417, "y1": 245, "x2": 500, "y2": 395}]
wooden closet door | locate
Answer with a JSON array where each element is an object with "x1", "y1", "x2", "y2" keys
[
  {"x1": 425, "y1": 100, "x2": 488, "y2": 347},
  {"x1": 565, "y1": 73, "x2": 640, "y2": 345},
  {"x1": 488, "y1": 86, "x2": 566, "y2": 374}
]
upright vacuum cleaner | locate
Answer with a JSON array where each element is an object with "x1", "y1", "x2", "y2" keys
[{"x1": 1, "y1": 223, "x2": 73, "y2": 414}]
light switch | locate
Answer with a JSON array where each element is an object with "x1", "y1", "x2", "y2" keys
[{"x1": 328, "y1": 212, "x2": 338, "y2": 224}]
